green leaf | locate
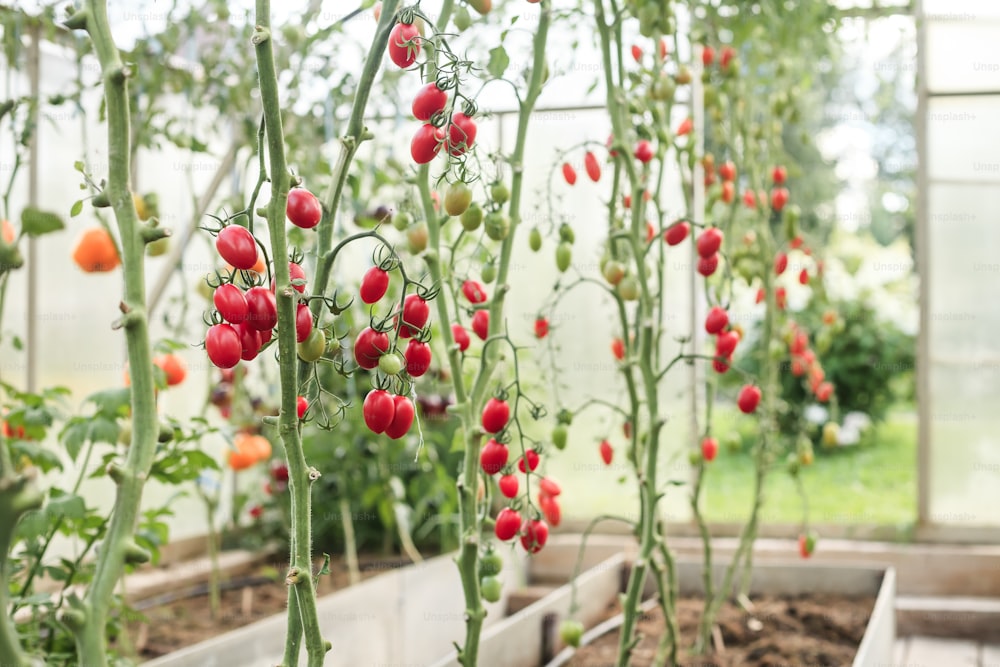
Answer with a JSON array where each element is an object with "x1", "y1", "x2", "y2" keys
[
  {"x1": 61, "y1": 420, "x2": 88, "y2": 462},
  {"x1": 73, "y1": 160, "x2": 85, "y2": 173},
  {"x1": 318, "y1": 553, "x2": 331, "y2": 577},
  {"x1": 47, "y1": 494, "x2": 86, "y2": 521},
  {"x1": 487, "y1": 46, "x2": 510, "y2": 79},
  {"x1": 85, "y1": 387, "x2": 132, "y2": 417},
  {"x1": 88, "y1": 417, "x2": 120, "y2": 446},
  {"x1": 450, "y1": 429, "x2": 464, "y2": 453},
  {"x1": 20, "y1": 207, "x2": 65, "y2": 237},
  {"x1": 70, "y1": 200, "x2": 84, "y2": 217}
]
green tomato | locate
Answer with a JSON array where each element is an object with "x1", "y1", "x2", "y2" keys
[
  {"x1": 490, "y1": 182, "x2": 510, "y2": 205},
  {"x1": 146, "y1": 237, "x2": 170, "y2": 257},
  {"x1": 555, "y1": 242, "x2": 572, "y2": 273},
  {"x1": 528, "y1": 227, "x2": 542, "y2": 252},
  {"x1": 461, "y1": 202, "x2": 483, "y2": 232},
  {"x1": 617, "y1": 275, "x2": 640, "y2": 301},
  {"x1": 603, "y1": 260, "x2": 625, "y2": 286},
  {"x1": 378, "y1": 352, "x2": 404, "y2": 376},
  {"x1": 407, "y1": 222, "x2": 429, "y2": 254},
  {"x1": 297, "y1": 329, "x2": 326, "y2": 362},
  {"x1": 479, "y1": 550, "x2": 503, "y2": 577},
  {"x1": 552, "y1": 424, "x2": 568, "y2": 451},
  {"x1": 558, "y1": 223, "x2": 575, "y2": 244},
  {"x1": 481, "y1": 575, "x2": 502, "y2": 603},
  {"x1": 484, "y1": 212, "x2": 510, "y2": 242},
  {"x1": 559, "y1": 619, "x2": 584, "y2": 647},
  {"x1": 481, "y1": 263, "x2": 497, "y2": 284},
  {"x1": 392, "y1": 211, "x2": 412, "y2": 231},
  {"x1": 453, "y1": 5, "x2": 472, "y2": 31},
  {"x1": 445, "y1": 182, "x2": 473, "y2": 217}
]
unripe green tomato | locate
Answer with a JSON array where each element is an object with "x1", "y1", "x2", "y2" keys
[
  {"x1": 558, "y1": 223, "x2": 575, "y2": 244},
  {"x1": 481, "y1": 575, "x2": 502, "y2": 603},
  {"x1": 724, "y1": 432, "x2": 742, "y2": 452},
  {"x1": 453, "y1": 5, "x2": 472, "y2": 30},
  {"x1": 461, "y1": 202, "x2": 484, "y2": 231},
  {"x1": 528, "y1": 227, "x2": 542, "y2": 252},
  {"x1": 445, "y1": 182, "x2": 473, "y2": 217},
  {"x1": 688, "y1": 450, "x2": 702, "y2": 466},
  {"x1": 484, "y1": 212, "x2": 510, "y2": 242},
  {"x1": 618, "y1": 275, "x2": 640, "y2": 301},
  {"x1": 552, "y1": 424, "x2": 568, "y2": 451},
  {"x1": 490, "y1": 182, "x2": 510, "y2": 205},
  {"x1": 392, "y1": 211, "x2": 412, "y2": 231},
  {"x1": 703, "y1": 85, "x2": 718, "y2": 108},
  {"x1": 555, "y1": 242, "x2": 572, "y2": 273},
  {"x1": 676, "y1": 65, "x2": 692, "y2": 85},
  {"x1": 479, "y1": 550, "x2": 503, "y2": 577},
  {"x1": 559, "y1": 619, "x2": 584, "y2": 648},
  {"x1": 118, "y1": 420, "x2": 132, "y2": 446},
  {"x1": 481, "y1": 263, "x2": 497, "y2": 284},
  {"x1": 298, "y1": 328, "x2": 326, "y2": 362},
  {"x1": 650, "y1": 73, "x2": 675, "y2": 101},
  {"x1": 324, "y1": 335, "x2": 341, "y2": 357},
  {"x1": 378, "y1": 352, "x2": 404, "y2": 376},
  {"x1": 146, "y1": 237, "x2": 170, "y2": 257}
]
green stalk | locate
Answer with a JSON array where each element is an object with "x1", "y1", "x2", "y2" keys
[
  {"x1": 65, "y1": 3, "x2": 163, "y2": 663},
  {"x1": 0, "y1": 474, "x2": 43, "y2": 667},
  {"x1": 251, "y1": 3, "x2": 327, "y2": 665}
]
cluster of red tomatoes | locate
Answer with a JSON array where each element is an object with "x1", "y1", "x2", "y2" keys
[
  {"x1": 204, "y1": 189, "x2": 322, "y2": 371},
  {"x1": 387, "y1": 16, "x2": 478, "y2": 164},
  {"x1": 785, "y1": 322, "x2": 834, "y2": 402}
]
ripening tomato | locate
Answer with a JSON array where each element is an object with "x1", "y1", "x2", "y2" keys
[
  {"x1": 743, "y1": 189, "x2": 757, "y2": 209},
  {"x1": 286, "y1": 189, "x2": 322, "y2": 229},
  {"x1": 700, "y1": 436, "x2": 718, "y2": 462},
  {"x1": 499, "y1": 474, "x2": 519, "y2": 498},
  {"x1": 363, "y1": 389, "x2": 396, "y2": 434},
  {"x1": 216, "y1": 225, "x2": 257, "y2": 270},
  {"x1": 520, "y1": 518, "x2": 549, "y2": 553},
  {"x1": 584, "y1": 151, "x2": 601, "y2": 181},
  {"x1": 448, "y1": 112, "x2": 477, "y2": 156},
  {"x1": 412, "y1": 82, "x2": 447, "y2": 121},
  {"x1": 404, "y1": 339, "x2": 432, "y2": 377},
  {"x1": 385, "y1": 395, "x2": 415, "y2": 439},
  {"x1": 494, "y1": 508, "x2": 521, "y2": 541},
  {"x1": 354, "y1": 327, "x2": 390, "y2": 369},
  {"x1": 799, "y1": 268, "x2": 809, "y2": 285},
  {"x1": 481, "y1": 398, "x2": 510, "y2": 434},
  {"x1": 534, "y1": 317, "x2": 549, "y2": 339},
  {"x1": 452, "y1": 323, "x2": 471, "y2": 351},
  {"x1": 676, "y1": 117, "x2": 693, "y2": 136},
  {"x1": 737, "y1": 385, "x2": 762, "y2": 414},
  {"x1": 774, "y1": 252, "x2": 788, "y2": 276},
  {"x1": 399, "y1": 293, "x2": 430, "y2": 338},
  {"x1": 664, "y1": 222, "x2": 690, "y2": 246},
  {"x1": 815, "y1": 381, "x2": 834, "y2": 403},
  {"x1": 480, "y1": 438, "x2": 509, "y2": 475},
  {"x1": 720, "y1": 46, "x2": 736, "y2": 68},
  {"x1": 704, "y1": 306, "x2": 728, "y2": 334},
  {"x1": 388, "y1": 22, "x2": 421, "y2": 68},
  {"x1": 697, "y1": 254, "x2": 719, "y2": 277},
  {"x1": 631, "y1": 44, "x2": 642, "y2": 62},
  {"x1": 206, "y1": 324, "x2": 242, "y2": 369},
  {"x1": 214, "y1": 284, "x2": 248, "y2": 324},
  {"x1": 696, "y1": 227, "x2": 724, "y2": 258},
  {"x1": 295, "y1": 304, "x2": 313, "y2": 343},
  {"x1": 611, "y1": 337, "x2": 625, "y2": 361},
  {"x1": 702, "y1": 44, "x2": 715, "y2": 66},
  {"x1": 599, "y1": 439, "x2": 613, "y2": 465},
  {"x1": 411, "y1": 124, "x2": 444, "y2": 164},
  {"x1": 717, "y1": 162, "x2": 736, "y2": 183},
  {"x1": 360, "y1": 266, "x2": 390, "y2": 304},
  {"x1": 154, "y1": 354, "x2": 187, "y2": 386},
  {"x1": 538, "y1": 493, "x2": 561, "y2": 527},
  {"x1": 721, "y1": 181, "x2": 735, "y2": 204},
  {"x1": 517, "y1": 449, "x2": 540, "y2": 473},
  {"x1": 634, "y1": 139, "x2": 654, "y2": 163},
  {"x1": 236, "y1": 323, "x2": 262, "y2": 361},
  {"x1": 462, "y1": 280, "x2": 488, "y2": 304},
  {"x1": 245, "y1": 286, "x2": 278, "y2": 332},
  {"x1": 776, "y1": 286, "x2": 787, "y2": 310},
  {"x1": 562, "y1": 162, "x2": 577, "y2": 185},
  {"x1": 472, "y1": 310, "x2": 489, "y2": 340}
]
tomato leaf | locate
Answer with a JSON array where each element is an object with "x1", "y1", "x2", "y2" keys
[
  {"x1": 20, "y1": 206, "x2": 65, "y2": 237},
  {"x1": 47, "y1": 493, "x2": 87, "y2": 521},
  {"x1": 317, "y1": 553, "x2": 331, "y2": 577},
  {"x1": 487, "y1": 46, "x2": 509, "y2": 79},
  {"x1": 70, "y1": 200, "x2": 84, "y2": 218},
  {"x1": 73, "y1": 160, "x2": 85, "y2": 173}
]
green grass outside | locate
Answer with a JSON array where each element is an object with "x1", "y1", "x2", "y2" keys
[{"x1": 699, "y1": 410, "x2": 917, "y2": 526}]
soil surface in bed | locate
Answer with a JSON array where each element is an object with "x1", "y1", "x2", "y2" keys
[{"x1": 568, "y1": 593, "x2": 876, "y2": 667}]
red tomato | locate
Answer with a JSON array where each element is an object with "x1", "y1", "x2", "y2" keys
[
  {"x1": 288, "y1": 261, "x2": 307, "y2": 293},
  {"x1": 385, "y1": 395, "x2": 415, "y2": 439},
  {"x1": 297, "y1": 396, "x2": 308, "y2": 419},
  {"x1": 363, "y1": 389, "x2": 396, "y2": 434},
  {"x1": 472, "y1": 310, "x2": 489, "y2": 340},
  {"x1": 611, "y1": 337, "x2": 625, "y2": 361},
  {"x1": 700, "y1": 437, "x2": 718, "y2": 462},
  {"x1": 712, "y1": 356, "x2": 731, "y2": 374},
  {"x1": 404, "y1": 339, "x2": 432, "y2": 377},
  {"x1": 676, "y1": 117, "x2": 693, "y2": 136},
  {"x1": 717, "y1": 161, "x2": 736, "y2": 182},
  {"x1": 721, "y1": 181, "x2": 735, "y2": 204},
  {"x1": 599, "y1": 439, "x2": 613, "y2": 465},
  {"x1": 520, "y1": 518, "x2": 549, "y2": 553},
  {"x1": 631, "y1": 44, "x2": 642, "y2": 62},
  {"x1": 411, "y1": 124, "x2": 444, "y2": 164},
  {"x1": 737, "y1": 385, "x2": 762, "y2": 414},
  {"x1": 697, "y1": 254, "x2": 719, "y2": 277},
  {"x1": 295, "y1": 303, "x2": 312, "y2": 343},
  {"x1": 388, "y1": 22, "x2": 421, "y2": 68},
  {"x1": 480, "y1": 438, "x2": 509, "y2": 475},
  {"x1": 771, "y1": 187, "x2": 789, "y2": 212},
  {"x1": 498, "y1": 474, "x2": 519, "y2": 498},
  {"x1": 245, "y1": 286, "x2": 278, "y2": 332},
  {"x1": 815, "y1": 381, "x2": 834, "y2": 403},
  {"x1": 214, "y1": 284, "x2": 248, "y2": 324},
  {"x1": 664, "y1": 222, "x2": 690, "y2": 246},
  {"x1": 412, "y1": 82, "x2": 447, "y2": 121},
  {"x1": 799, "y1": 268, "x2": 809, "y2": 285},
  {"x1": 720, "y1": 46, "x2": 736, "y2": 68},
  {"x1": 236, "y1": 323, "x2": 262, "y2": 361},
  {"x1": 716, "y1": 330, "x2": 740, "y2": 357},
  {"x1": 215, "y1": 226, "x2": 257, "y2": 270},
  {"x1": 743, "y1": 189, "x2": 757, "y2": 209},
  {"x1": 534, "y1": 317, "x2": 549, "y2": 339},
  {"x1": 399, "y1": 293, "x2": 430, "y2": 338},
  {"x1": 704, "y1": 306, "x2": 728, "y2": 334},
  {"x1": 517, "y1": 449, "x2": 540, "y2": 473},
  {"x1": 774, "y1": 252, "x2": 788, "y2": 276},
  {"x1": 452, "y1": 323, "x2": 471, "y2": 351},
  {"x1": 494, "y1": 508, "x2": 521, "y2": 541},
  {"x1": 776, "y1": 286, "x2": 787, "y2": 310},
  {"x1": 696, "y1": 227, "x2": 724, "y2": 258},
  {"x1": 448, "y1": 112, "x2": 478, "y2": 156},
  {"x1": 584, "y1": 151, "x2": 601, "y2": 181},
  {"x1": 634, "y1": 140, "x2": 654, "y2": 163},
  {"x1": 462, "y1": 280, "x2": 488, "y2": 304},
  {"x1": 360, "y1": 266, "x2": 390, "y2": 304},
  {"x1": 539, "y1": 494, "x2": 561, "y2": 527},
  {"x1": 206, "y1": 324, "x2": 241, "y2": 369},
  {"x1": 772, "y1": 165, "x2": 788, "y2": 184},
  {"x1": 286, "y1": 189, "x2": 322, "y2": 229},
  {"x1": 562, "y1": 162, "x2": 577, "y2": 185},
  {"x1": 154, "y1": 354, "x2": 187, "y2": 386},
  {"x1": 354, "y1": 327, "x2": 390, "y2": 369},
  {"x1": 539, "y1": 477, "x2": 561, "y2": 496},
  {"x1": 481, "y1": 397, "x2": 510, "y2": 434},
  {"x1": 702, "y1": 45, "x2": 715, "y2": 66}
]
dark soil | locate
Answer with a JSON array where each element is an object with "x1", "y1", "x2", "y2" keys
[
  {"x1": 568, "y1": 593, "x2": 876, "y2": 667},
  {"x1": 120, "y1": 555, "x2": 412, "y2": 660}
]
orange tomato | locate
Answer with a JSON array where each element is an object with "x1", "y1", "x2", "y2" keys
[
  {"x1": 154, "y1": 354, "x2": 187, "y2": 386},
  {"x1": 229, "y1": 432, "x2": 271, "y2": 470},
  {"x1": 73, "y1": 227, "x2": 120, "y2": 273},
  {"x1": 1, "y1": 219, "x2": 14, "y2": 244}
]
